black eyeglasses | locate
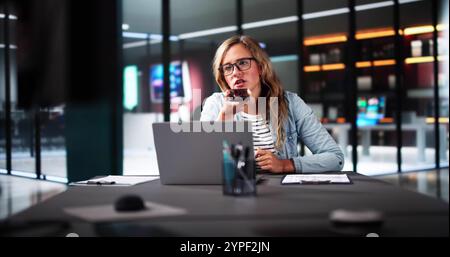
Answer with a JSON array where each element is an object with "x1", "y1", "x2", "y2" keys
[{"x1": 219, "y1": 57, "x2": 255, "y2": 76}]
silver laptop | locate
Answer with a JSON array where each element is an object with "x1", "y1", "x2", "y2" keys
[{"x1": 152, "y1": 121, "x2": 254, "y2": 185}]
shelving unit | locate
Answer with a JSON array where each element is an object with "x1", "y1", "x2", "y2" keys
[
  {"x1": 303, "y1": 25, "x2": 446, "y2": 71},
  {"x1": 301, "y1": 23, "x2": 448, "y2": 123}
]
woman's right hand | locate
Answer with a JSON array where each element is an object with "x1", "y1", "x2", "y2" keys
[{"x1": 216, "y1": 89, "x2": 245, "y2": 121}]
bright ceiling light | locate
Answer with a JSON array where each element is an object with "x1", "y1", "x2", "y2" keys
[
  {"x1": 398, "y1": 0, "x2": 423, "y2": 4},
  {"x1": 122, "y1": 0, "x2": 425, "y2": 48},
  {"x1": 303, "y1": 8, "x2": 349, "y2": 20},
  {"x1": 355, "y1": 1, "x2": 393, "y2": 11},
  {"x1": 123, "y1": 41, "x2": 147, "y2": 49},
  {"x1": 0, "y1": 44, "x2": 17, "y2": 49},
  {"x1": 122, "y1": 32, "x2": 178, "y2": 41},
  {"x1": 178, "y1": 26, "x2": 238, "y2": 40},
  {"x1": 123, "y1": 32, "x2": 148, "y2": 39},
  {"x1": 242, "y1": 16, "x2": 298, "y2": 29},
  {"x1": 0, "y1": 13, "x2": 18, "y2": 20}
]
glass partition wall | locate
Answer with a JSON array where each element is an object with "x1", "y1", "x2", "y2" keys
[
  {"x1": 122, "y1": 0, "x2": 162, "y2": 175},
  {"x1": 121, "y1": 0, "x2": 448, "y2": 176},
  {"x1": 1, "y1": 1, "x2": 69, "y2": 181},
  {"x1": 121, "y1": 0, "x2": 237, "y2": 175},
  {"x1": 302, "y1": 0, "x2": 352, "y2": 169},
  {"x1": 1, "y1": 4, "x2": 8, "y2": 172},
  {"x1": 400, "y1": 0, "x2": 448, "y2": 171},
  {"x1": 1, "y1": 0, "x2": 447, "y2": 181},
  {"x1": 439, "y1": 0, "x2": 449, "y2": 166},
  {"x1": 354, "y1": 0, "x2": 398, "y2": 175}
]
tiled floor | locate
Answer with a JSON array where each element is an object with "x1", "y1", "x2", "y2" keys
[
  {"x1": 376, "y1": 168, "x2": 449, "y2": 203},
  {"x1": 0, "y1": 168, "x2": 448, "y2": 222},
  {"x1": 0, "y1": 175, "x2": 67, "y2": 220}
]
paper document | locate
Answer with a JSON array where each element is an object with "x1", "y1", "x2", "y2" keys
[
  {"x1": 281, "y1": 174, "x2": 351, "y2": 184},
  {"x1": 70, "y1": 176, "x2": 159, "y2": 186}
]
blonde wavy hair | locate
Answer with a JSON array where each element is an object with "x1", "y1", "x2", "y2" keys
[{"x1": 212, "y1": 35, "x2": 289, "y2": 150}]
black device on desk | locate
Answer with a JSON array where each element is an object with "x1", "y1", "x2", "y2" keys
[{"x1": 114, "y1": 195, "x2": 146, "y2": 212}]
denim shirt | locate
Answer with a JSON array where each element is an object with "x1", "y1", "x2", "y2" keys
[{"x1": 200, "y1": 91, "x2": 344, "y2": 173}]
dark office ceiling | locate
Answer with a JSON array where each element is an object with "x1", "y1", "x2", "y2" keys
[
  {"x1": 123, "y1": 0, "x2": 353, "y2": 34},
  {"x1": 122, "y1": 0, "x2": 440, "y2": 61}
]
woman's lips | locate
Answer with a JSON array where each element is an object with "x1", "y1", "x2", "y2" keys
[{"x1": 234, "y1": 79, "x2": 246, "y2": 88}]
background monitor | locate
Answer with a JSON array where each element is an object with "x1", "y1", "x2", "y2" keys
[
  {"x1": 357, "y1": 96, "x2": 386, "y2": 126},
  {"x1": 150, "y1": 61, "x2": 191, "y2": 103},
  {"x1": 123, "y1": 65, "x2": 139, "y2": 111}
]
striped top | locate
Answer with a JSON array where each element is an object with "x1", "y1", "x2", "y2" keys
[{"x1": 240, "y1": 112, "x2": 276, "y2": 154}]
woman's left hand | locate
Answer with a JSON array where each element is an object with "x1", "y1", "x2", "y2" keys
[{"x1": 255, "y1": 149, "x2": 295, "y2": 173}]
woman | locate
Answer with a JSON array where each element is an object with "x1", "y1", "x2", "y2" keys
[{"x1": 200, "y1": 35, "x2": 344, "y2": 173}]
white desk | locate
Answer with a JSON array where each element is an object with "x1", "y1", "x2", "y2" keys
[{"x1": 324, "y1": 123, "x2": 448, "y2": 162}]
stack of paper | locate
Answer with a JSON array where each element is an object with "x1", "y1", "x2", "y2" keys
[
  {"x1": 281, "y1": 174, "x2": 351, "y2": 184},
  {"x1": 70, "y1": 176, "x2": 160, "y2": 186}
]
